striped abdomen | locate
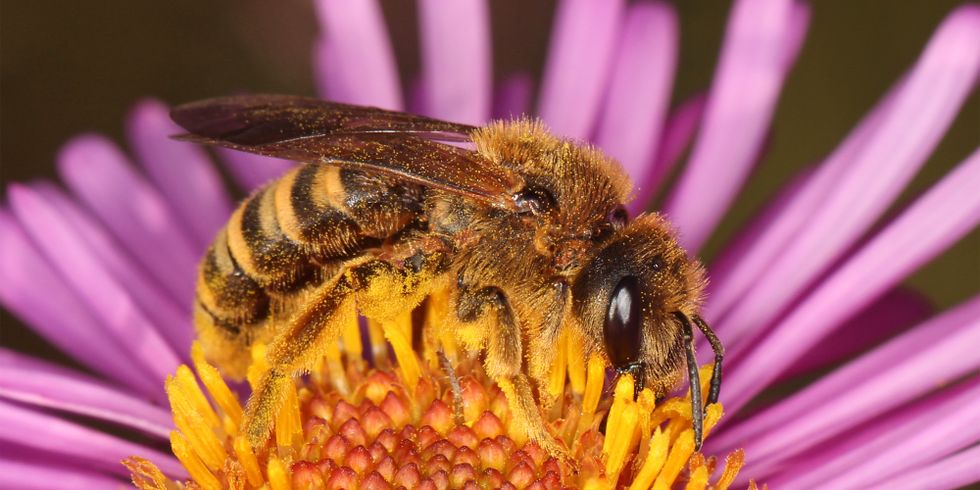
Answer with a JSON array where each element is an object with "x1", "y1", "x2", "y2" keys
[{"x1": 194, "y1": 163, "x2": 424, "y2": 377}]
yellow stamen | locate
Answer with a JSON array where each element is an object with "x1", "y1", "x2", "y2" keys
[
  {"x1": 366, "y1": 317, "x2": 388, "y2": 363},
  {"x1": 340, "y1": 310, "x2": 363, "y2": 361},
  {"x1": 684, "y1": 464, "x2": 709, "y2": 490},
  {"x1": 232, "y1": 435, "x2": 263, "y2": 488},
  {"x1": 715, "y1": 448, "x2": 745, "y2": 490},
  {"x1": 603, "y1": 374, "x2": 634, "y2": 454},
  {"x1": 703, "y1": 403, "x2": 724, "y2": 439},
  {"x1": 173, "y1": 365, "x2": 222, "y2": 430},
  {"x1": 247, "y1": 342, "x2": 270, "y2": 389},
  {"x1": 628, "y1": 426, "x2": 671, "y2": 490},
  {"x1": 582, "y1": 354, "x2": 605, "y2": 416},
  {"x1": 427, "y1": 290, "x2": 459, "y2": 362},
  {"x1": 383, "y1": 311, "x2": 421, "y2": 391},
  {"x1": 604, "y1": 400, "x2": 640, "y2": 479},
  {"x1": 636, "y1": 388, "x2": 658, "y2": 462},
  {"x1": 275, "y1": 380, "x2": 303, "y2": 448},
  {"x1": 323, "y1": 338, "x2": 349, "y2": 394},
  {"x1": 165, "y1": 375, "x2": 228, "y2": 471},
  {"x1": 191, "y1": 342, "x2": 243, "y2": 430},
  {"x1": 547, "y1": 329, "x2": 569, "y2": 400},
  {"x1": 122, "y1": 456, "x2": 170, "y2": 490},
  {"x1": 653, "y1": 426, "x2": 695, "y2": 489},
  {"x1": 566, "y1": 329, "x2": 587, "y2": 395},
  {"x1": 170, "y1": 431, "x2": 221, "y2": 490},
  {"x1": 583, "y1": 478, "x2": 614, "y2": 490},
  {"x1": 266, "y1": 454, "x2": 292, "y2": 490}
]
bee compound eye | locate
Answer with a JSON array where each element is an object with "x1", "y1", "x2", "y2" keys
[
  {"x1": 513, "y1": 186, "x2": 556, "y2": 215},
  {"x1": 604, "y1": 275, "x2": 643, "y2": 366}
]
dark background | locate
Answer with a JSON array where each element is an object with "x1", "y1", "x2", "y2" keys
[{"x1": 2, "y1": 1, "x2": 978, "y2": 364}]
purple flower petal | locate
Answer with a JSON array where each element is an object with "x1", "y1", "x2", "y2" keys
[
  {"x1": 218, "y1": 147, "x2": 296, "y2": 193},
  {"x1": 313, "y1": 0, "x2": 403, "y2": 109},
  {"x1": 705, "y1": 81, "x2": 898, "y2": 325},
  {"x1": 126, "y1": 98, "x2": 233, "y2": 249},
  {"x1": 714, "y1": 6, "x2": 980, "y2": 349},
  {"x1": 725, "y1": 146, "x2": 980, "y2": 412},
  {"x1": 32, "y1": 183, "x2": 191, "y2": 353},
  {"x1": 57, "y1": 135, "x2": 199, "y2": 305},
  {"x1": 0, "y1": 349, "x2": 172, "y2": 439},
  {"x1": 492, "y1": 73, "x2": 534, "y2": 120},
  {"x1": 768, "y1": 378, "x2": 980, "y2": 488},
  {"x1": 0, "y1": 458, "x2": 125, "y2": 490},
  {"x1": 0, "y1": 399, "x2": 184, "y2": 478},
  {"x1": 595, "y1": 2, "x2": 677, "y2": 204},
  {"x1": 536, "y1": 0, "x2": 625, "y2": 139},
  {"x1": 0, "y1": 211, "x2": 156, "y2": 395},
  {"x1": 780, "y1": 288, "x2": 932, "y2": 379},
  {"x1": 638, "y1": 94, "x2": 707, "y2": 209},
  {"x1": 873, "y1": 443, "x2": 980, "y2": 490},
  {"x1": 664, "y1": 0, "x2": 805, "y2": 252},
  {"x1": 8, "y1": 185, "x2": 181, "y2": 387},
  {"x1": 719, "y1": 291, "x2": 980, "y2": 463},
  {"x1": 417, "y1": 0, "x2": 491, "y2": 124}
]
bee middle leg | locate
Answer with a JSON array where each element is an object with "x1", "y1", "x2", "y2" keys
[
  {"x1": 456, "y1": 286, "x2": 569, "y2": 459},
  {"x1": 242, "y1": 252, "x2": 446, "y2": 448}
]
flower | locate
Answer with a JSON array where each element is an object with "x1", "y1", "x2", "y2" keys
[{"x1": 2, "y1": 0, "x2": 979, "y2": 488}]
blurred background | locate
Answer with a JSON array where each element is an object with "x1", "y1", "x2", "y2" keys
[{"x1": 2, "y1": 0, "x2": 977, "y2": 363}]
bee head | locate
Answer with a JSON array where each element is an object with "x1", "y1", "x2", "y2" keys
[{"x1": 571, "y1": 213, "x2": 706, "y2": 395}]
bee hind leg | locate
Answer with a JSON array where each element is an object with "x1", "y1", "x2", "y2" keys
[{"x1": 243, "y1": 254, "x2": 445, "y2": 449}]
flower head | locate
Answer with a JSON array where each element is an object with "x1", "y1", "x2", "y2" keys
[{"x1": 2, "y1": 0, "x2": 980, "y2": 489}]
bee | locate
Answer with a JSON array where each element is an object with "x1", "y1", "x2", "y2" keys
[{"x1": 172, "y1": 95, "x2": 724, "y2": 456}]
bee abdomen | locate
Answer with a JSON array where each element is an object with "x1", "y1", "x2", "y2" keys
[{"x1": 196, "y1": 163, "x2": 424, "y2": 352}]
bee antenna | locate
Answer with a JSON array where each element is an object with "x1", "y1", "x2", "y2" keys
[
  {"x1": 693, "y1": 315, "x2": 724, "y2": 406},
  {"x1": 674, "y1": 311, "x2": 703, "y2": 452}
]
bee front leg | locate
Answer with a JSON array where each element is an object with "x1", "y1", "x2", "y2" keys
[{"x1": 455, "y1": 285, "x2": 570, "y2": 460}]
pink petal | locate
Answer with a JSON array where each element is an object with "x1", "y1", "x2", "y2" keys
[
  {"x1": 725, "y1": 146, "x2": 980, "y2": 412},
  {"x1": 761, "y1": 381, "x2": 972, "y2": 486},
  {"x1": 57, "y1": 135, "x2": 199, "y2": 305},
  {"x1": 769, "y1": 379, "x2": 980, "y2": 489},
  {"x1": 0, "y1": 211, "x2": 156, "y2": 395},
  {"x1": 720, "y1": 292, "x2": 980, "y2": 463},
  {"x1": 705, "y1": 78, "x2": 898, "y2": 325},
  {"x1": 706, "y1": 164, "x2": 816, "y2": 311},
  {"x1": 664, "y1": 0, "x2": 806, "y2": 252},
  {"x1": 715, "y1": 6, "x2": 980, "y2": 350},
  {"x1": 637, "y1": 94, "x2": 707, "y2": 210},
  {"x1": 780, "y1": 288, "x2": 932, "y2": 379},
  {"x1": 595, "y1": 2, "x2": 677, "y2": 205},
  {"x1": 218, "y1": 147, "x2": 296, "y2": 193},
  {"x1": 0, "y1": 399, "x2": 184, "y2": 477},
  {"x1": 492, "y1": 74, "x2": 534, "y2": 120},
  {"x1": 417, "y1": 0, "x2": 492, "y2": 124},
  {"x1": 33, "y1": 183, "x2": 191, "y2": 353},
  {"x1": 0, "y1": 349, "x2": 172, "y2": 439},
  {"x1": 0, "y1": 459, "x2": 124, "y2": 490},
  {"x1": 8, "y1": 185, "x2": 181, "y2": 387},
  {"x1": 126, "y1": 98, "x2": 233, "y2": 248},
  {"x1": 536, "y1": 0, "x2": 625, "y2": 139},
  {"x1": 313, "y1": 0, "x2": 403, "y2": 109},
  {"x1": 873, "y1": 444, "x2": 980, "y2": 490}
]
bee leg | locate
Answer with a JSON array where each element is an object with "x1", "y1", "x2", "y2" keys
[
  {"x1": 693, "y1": 315, "x2": 724, "y2": 406},
  {"x1": 457, "y1": 286, "x2": 570, "y2": 460},
  {"x1": 674, "y1": 312, "x2": 704, "y2": 452},
  {"x1": 243, "y1": 255, "x2": 444, "y2": 448},
  {"x1": 438, "y1": 349, "x2": 466, "y2": 426}
]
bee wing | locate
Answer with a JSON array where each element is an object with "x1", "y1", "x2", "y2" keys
[{"x1": 172, "y1": 95, "x2": 520, "y2": 208}]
